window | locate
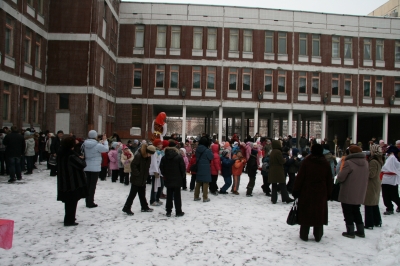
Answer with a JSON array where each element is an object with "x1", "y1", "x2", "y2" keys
[
  {"x1": 278, "y1": 71, "x2": 286, "y2": 93},
  {"x1": 344, "y1": 75, "x2": 352, "y2": 96},
  {"x1": 243, "y1": 30, "x2": 252, "y2": 52},
  {"x1": 344, "y1": 37, "x2": 352, "y2": 59},
  {"x1": 38, "y1": 0, "x2": 44, "y2": 15},
  {"x1": 312, "y1": 35, "x2": 320, "y2": 56},
  {"x1": 155, "y1": 65, "x2": 165, "y2": 88},
  {"x1": 192, "y1": 66, "x2": 201, "y2": 89},
  {"x1": 5, "y1": 16, "x2": 14, "y2": 57},
  {"x1": 264, "y1": 70, "x2": 273, "y2": 92},
  {"x1": 299, "y1": 33, "x2": 307, "y2": 56},
  {"x1": 376, "y1": 76, "x2": 383, "y2": 97},
  {"x1": 364, "y1": 38, "x2": 371, "y2": 60},
  {"x1": 22, "y1": 88, "x2": 29, "y2": 122},
  {"x1": 312, "y1": 73, "x2": 319, "y2": 94},
  {"x1": 332, "y1": 74, "x2": 339, "y2": 96},
  {"x1": 157, "y1": 26, "x2": 166, "y2": 48},
  {"x1": 265, "y1": 31, "x2": 273, "y2": 53},
  {"x1": 396, "y1": 41, "x2": 400, "y2": 62},
  {"x1": 2, "y1": 84, "x2": 10, "y2": 121},
  {"x1": 229, "y1": 68, "x2": 237, "y2": 90},
  {"x1": 376, "y1": 40, "x2": 384, "y2": 61},
  {"x1": 100, "y1": 52, "x2": 104, "y2": 87},
  {"x1": 193, "y1": 27, "x2": 203, "y2": 50},
  {"x1": 229, "y1": 29, "x2": 239, "y2": 51},
  {"x1": 33, "y1": 91, "x2": 38, "y2": 123},
  {"x1": 109, "y1": 60, "x2": 116, "y2": 89},
  {"x1": 207, "y1": 67, "x2": 215, "y2": 90},
  {"x1": 25, "y1": 28, "x2": 32, "y2": 64},
  {"x1": 278, "y1": 32, "x2": 287, "y2": 54},
  {"x1": 133, "y1": 64, "x2": 142, "y2": 88},
  {"x1": 170, "y1": 65, "x2": 179, "y2": 89},
  {"x1": 364, "y1": 75, "x2": 371, "y2": 97},
  {"x1": 35, "y1": 36, "x2": 41, "y2": 68},
  {"x1": 299, "y1": 72, "x2": 307, "y2": 94},
  {"x1": 395, "y1": 77, "x2": 400, "y2": 97},
  {"x1": 59, "y1": 94, "x2": 69, "y2": 109},
  {"x1": 135, "y1": 25, "x2": 144, "y2": 48},
  {"x1": 27, "y1": 0, "x2": 33, "y2": 7},
  {"x1": 242, "y1": 68, "x2": 251, "y2": 91},
  {"x1": 207, "y1": 28, "x2": 217, "y2": 50},
  {"x1": 108, "y1": 101, "x2": 114, "y2": 116},
  {"x1": 332, "y1": 36, "x2": 340, "y2": 58},
  {"x1": 171, "y1": 26, "x2": 181, "y2": 49}
]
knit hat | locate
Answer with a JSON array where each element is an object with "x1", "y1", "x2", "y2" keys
[
  {"x1": 133, "y1": 139, "x2": 139, "y2": 144},
  {"x1": 221, "y1": 150, "x2": 228, "y2": 157},
  {"x1": 168, "y1": 139, "x2": 177, "y2": 147},
  {"x1": 146, "y1": 145, "x2": 156, "y2": 154},
  {"x1": 122, "y1": 145, "x2": 129, "y2": 150},
  {"x1": 162, "y1": 140, "x2": 169, "y2": 149},
  {"x1": 127, "y1": 140, "x2": 132, "y2": 144},
  {"x1": 153, "y1": 139, "x2": 162, "y2": 147},
  {"x1": 111, "y1": 142, "x2": 118, "y2": 149},
  {"x1": 251, "y1": 149, "x2": 258, "y2": 156},
  {"x1": 88, "y1": 130, "x2": 97, "y2": 139},
  {"x1": 24, "y1": 131, "x2": 31, "y2": 137},
  {"x1": 233, "y1": 141, "x2": 238, "y2": 147},
  {"x1": 370, "y1": 144, "x2": 382, "y2": 156},
  {"x1": 349, "y1": 145, "x2": 362, "y2": 154}
]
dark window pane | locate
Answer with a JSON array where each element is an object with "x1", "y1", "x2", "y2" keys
[
  {"x1": 134, "y1": 71, "x2": 142, "y2": 87},
  {"x1": 170, "y1": 72, "x2": 178, "y2": 88},
  {"x1": 59, "y1": 94, "x2": 69, "y2": 109},
  {"x1": 193, "y1": 73, "x2": 200, "y2": 89},
  {"x1": 229, "y1": 74, "x2": 236, "y2": 90},
  {"x1": 156, "y1": 71, "x2": 164, "y2": 87}
]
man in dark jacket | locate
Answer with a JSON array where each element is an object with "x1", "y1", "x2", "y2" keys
[
  {"x1": 50, "y1": 130, "x2": 64, "y2": 176},
  {"x1": 3, "y1": 126, "x2": 25, "y2": 182},
  {"x1": 160, "y1": 145, "x2": 186, "y2": 217}
]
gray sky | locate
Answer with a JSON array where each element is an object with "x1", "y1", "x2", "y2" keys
[{"x1": 121, "y1": 0, "x2": 388, "y2": 16}]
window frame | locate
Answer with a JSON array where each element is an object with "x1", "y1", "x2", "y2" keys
[
  {"x1": 312, "y1": 34, "x2": 320, "y2": 56},
  {"x1": 299, "y1": 33, "x2": 307, "y2": 56},
  {"x1": 264, "y1": 70, "x2": 273, "y2": 92},
  {"x1": 332, "y1": 36, "x2": 340, "y2": 58},
  {"x1": 298, "y1": 71, "x2": 307, "y2": 94},
  {"x1": 395, "y1": 77, "x2": 400, "y2": 97},
  {"x1": 192, "y1": 66, "x2": 201, "y2": 89},
  {"x1": 376, "y1": 39, "x2": 384, "y2": 61},
  {"x1": 35, "y1": 35, "x2": 41, "y2": 68},
  {"x1": 133, "y1": 64, "x2": 142, "y2": 88},
  {"x1": 278, "y1": 32, "x2": 287, "y2": 54},
  {"x1": 265, "y1": 31, "x2": 274, "y2": 54},
  {"x1": 229, "y1": 29, "x2": 239, "y2": 51},
  {"x1": 32, "y1": 91, "x2": 39, "y2": 123},
  {"x1": 363, "y1": 75, "x2": 371, "y2": 97},
  {"x1": 170, "y1": 65, "x2": 179, "y2": 89},
  {"x1": 364, "y1": 38, "x2": 371, "y2": 60},
  {"x1": 155, "y1": 65, "x2": 165, "y2": 88},
  {"x1": 344, "y1": 74, "x2": 352, "y2": 96},
  {"x1": 2, "y1": 84, "x2": 11, "y2": 121},
  {"x1": 206, "y1": 66, "x2": 216, "y2": 90},
  {"x1": 242, "y1": 68, "x2": 252, "y2": 91},
  {"x1": 22, "y1": 88, "x2": 29, "y2": 123},
  {"x1": 5, "y1": 16, "x2": 14, "y2": 57},
  {"x1": 156, "y1": 26, "x2": 167, "y2": 48},
  {"x1": 331, "y1": 74, "x2": 340, "y2": 96},
  {"x1": 193, "y1": 27, "x2": 203, "y2": 50},
  {"x1": 243, "y1": 30, "x2": 252, "y2": 52},
  {"x1": 278, "y1": 71, "x2": 286, "y2": 93},
  {"x1": 171, "y1": 26, "x2": 181, "y2": 49},
  {"x1": 207, "y1": 28, "x2": 217, "y2": 50},
  {"x1": 311, "y1": 73, "x2": 320, "y2": 95},
  {"x1": 134, "y1": 25, "x2": 145, "y2": 48},
  {"x1": 25, "y1": 28, "x2": 32, "y2": 64},
  {"x1": 228, "y1": 67, "x2": 238, "y2": 91},
  {"x1": 376, "y1": 76, "x2": 383, "y2": 98},
  {"x1": 38, "y1": 0, "x2": 44, "y2": 15},
  {"x1": 344, "y1": 37, "x2": 352, "y2": 59}
]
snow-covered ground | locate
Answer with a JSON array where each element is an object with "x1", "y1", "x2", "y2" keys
[{"x1": 1, "y1": 165, "x2": 400, "y2": 266}]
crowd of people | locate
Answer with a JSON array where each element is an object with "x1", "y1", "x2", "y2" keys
[{"x1": 1, "y1": 126, "x2": 400, "y2": 243}]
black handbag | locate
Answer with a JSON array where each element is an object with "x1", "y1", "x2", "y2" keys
[
  {"x1": 286, "y1": 199, "x2": 298, "y2": 226},
  {"x1": 49, "y1": 154, "x2": 57, "y2": 166},
  {"x1": 331, "y1": 183, "x2": 340, "y2": 202}
]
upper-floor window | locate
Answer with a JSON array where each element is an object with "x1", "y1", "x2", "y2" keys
[
  {"x1": 27, "y1": 0, "x2": 34, "y2": 7},
  {"x1": 156, "y1": 26, "x2": 166, "y2": 48},
  {"x1": 395, "y1": 77, "x2": 400, "y2": 97},
  {"x1": 363, "y1": 75, "x2": 371, "y2": 97},
  {"x1": 192, "y1": 66, "x2": 201, "y2": 89},
  {"x1": 193, "y1": 27, "x2": 203, "y2": 50},
  {"x1": 2, "y1": 84, "x2": 11, "y2": 121},
  {"x1": 312, "y1": 73, "x2": 319, "y2": 94},
  {"x1": 38, "y1": 0, "x2": 44, "y2": 15},
  {"x1": 229, "y1": 68, "x2": 237, "y2": 90},
  {"x1": 35, "y1": 36, "x2": 41, "y2": 68},
  {"x1": 278, "y1": 32, "x2": 287, "y2": 54},
  {"x1": 299, "y1": 33, "x2": 307, "y2": 56},
  {"x1": 242, "y1": 68, "x2": 251, "y2": 91},
  {"x1": 22, "y1": 88, "x2": 29, "y2": 123},
  {"x1": 171, "y1": 26, "x2": 181, "y2": 49},
  {"x1": 376, "y1": 40, "x2": 384, "y2": 61},
  {"x1": 278, "y1": 71, "x2": 286, "y2": 93},
  {"x1": 25, "y1": 28, "x2": 32, "y2": 64},
  {"x1": 344, "y1": 37, "x2": 352, "y2": 59},
  {"x1": 299, "y1": 72, "x2": 307, "y2": 94},
  {"x1": 332, "y1": 36, "x2": 340, "y2": 58},
  {"x1": 207, "y1": 28, "x2": 217, "y2": 50},
  {"x1": 5, "y1": 16, "x2": 14, "y2": 57},
  {"x1": 135, "y1": 25, "x2": 144, "y2": 48},
  {"x1": 229, "y1": 29, "x2": 239, "y2": 51},
  {"x1": 155, "y1": 65, "x2": 165, "y2": 88},
  {"x1": 207, "y1": 67, "x2": 216, "y2": 90},
  {"x1": 344, "y1": 74, "x2": 352, "y2": 96},
  {"x1": 170, "y1": 65, "x2": 179, "y2": 89},
  {"x1": 59, "y1": 94, "x2": 69, "y2": 109},
  {"x1": 264, "y1": 70, "x2": 273, "y2": 92},
  {"x1": 364, "y1": 38, "x2": 371, "y2": 60},
  {"x1": 265, "y1": 31, "x2": 273, "y2": 53},
  {"x1": 312, "y1": 35, "x2": 320, "y2": 56},
  {"x1": 376, "y1": 76, "x2": 383, "y2": 97},
  {"x1": 332, "y1": 74, "x2": 339, "y2": 96},
  {"x1": 243, "y1": 30, "x2": 252, "y2": 52},
  {"x1": 33, "y1": 91, "x2": 39, "y2": 123},
  {"x1": 133, "y1": 64, "x2": 142, "y2": 88}
]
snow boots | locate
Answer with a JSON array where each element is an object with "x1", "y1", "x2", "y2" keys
[{"x1": 342, "y1": 225, "x2": 355, "y2": 238}]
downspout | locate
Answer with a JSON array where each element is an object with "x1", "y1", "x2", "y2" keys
[
  {"x1": 17, "y1": 0, "x2": 25, "y2": 129},
  {"x1": 86, "y1": 0, "x2": 94, "y2": 133}
]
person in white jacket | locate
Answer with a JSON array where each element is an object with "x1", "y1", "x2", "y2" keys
[
  {"x1": 149, "y1": 139, "x2": 164, "y2": 206},
  {"x1": 381, "y1": 145, "x2": 400, "y2": 215},
  {"x1": 83, "y1": 130, "x2": 109, "y2": 208},
  {"x1": 24, "y1": 131, "x2": 35, "y2": 175}
]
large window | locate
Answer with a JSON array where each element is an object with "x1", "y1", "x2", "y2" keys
[
  {"x1": 243, "y1": 30, "x2": 252, "y2": 52},
  {"x1": 156, "y1": 26, "x2": 166, "y2": 48},
  {"x1": 344, "y1": 37, "x2": 352, "y2": 59},
  {"x1": 22, "y1": 88, "x2": 29, "y2": 123},
  {"x1": 25, "y1": 28, "x2": 32, "y2": 64},
  {"x1": 364, "y1": 38, "x2": 371, "y2": 60},
  {"x1": 33, "y1": 91, "x2": 38, "y2": 123},
  {"x1": 27, "y1": 0, "x2": 33, "y2": 6},
  {"x1": 207, "y1": 28, "x2": 217, "y2": 50},
  {"x1": 265, "y1": 31, "x2": 273, "y2": 53},
  {"x1": 135, "y1": 25, "x2": 144, "y2": 48},
  {"x1": 396, "y1": 41, "x2": 400, "y2": 62},
  {"x1": 59, "y1": 94, "x2": 69, "y2": 109},
  {"x1": 170, "y1": 65, "x2": 179, "y2": 89},
  {"x1": 264, "y1": 70, "x2": 273, "y2": 92},
  {"x1": 207, "y1": 67, "x2": 216, "y2": 90},
  {"x1": 278, "y1": 32, "x2": 287, "y2": 54},
  {"x1": 155, "y1": 65, "x2": 165, "y2": 88},
  {"x1": 35, "y1": 36, "x2": 41, "y2": 68},
  {"x1": 229, "y1": 68, "x2": 237, "y2": 90},
  {"x1": 363, "y1": 75, "x2": 371, "y2": 97},
  {"x1": 312, "y1": 73, "x2": 319, "y2": 94},
  {"x1": 2, "y1": 84, "x2": 10, "y2": 121},
  {"x1": 332, "y1": 74, "x2": 339, "y2": 96},
  {"x1": 193, "y1": 27, "x2": 203, "y2": 50},
  {"x1": 376, "y1": 76, "x2": 383, "y2": 97},
  {"x1": 299, "y1": 33, "x2": 307, "y2": 56},
  {"x1": 171, "y1": 26, "x2": 181, "y2": 49},
  {"x1": 38, "y1": 0, "x2": 44, "y2": 15},
  {"x1": 278, "y1": 71, "x2": 286, "y2": 93},
  {"x1": 376, "y1": 40, "x2": 384, "y2": 61},
  {"x1": 299, "y1": 72, "x2": 307, "y2": 94},
  {"x1": 312, "y1": 35, "x2": 320, "y2": 56},
  {"x1": 5, "y1": 16, "x2": 14, "y2": 57},
  {"x1": 229, "y1": 29, "x2": 239, "y2": 51},
  {"x1": 133, "y1": 64, "x2": 142, "y2": 88},
  {"x1": 192, "y1": 66, "x2": 201, "y2": 89},
  {"x1": 395, "y1": 77, "x2": 400, "y2": 97},
  {"x1": 344, "y1": 75, "x2": 352, "y2": 96},
  {"x1": 242, "y1": 68, "x2": 251, "y2": 91},
  {"x1": 332, "y1": 36, "x2": 340, "y2": 58}
]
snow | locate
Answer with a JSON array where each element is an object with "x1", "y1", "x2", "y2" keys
[{"x1": 1, "y1": 165, "x2": 400, "y2": 266}]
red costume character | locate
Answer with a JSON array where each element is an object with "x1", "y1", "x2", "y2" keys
[{"x1": 151, "y1": 112, "x2": 167, "y2": 141}]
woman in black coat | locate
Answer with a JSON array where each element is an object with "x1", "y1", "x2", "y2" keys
[{"x1": 57, "y1": 137, "x2": 88, "y2": 226}]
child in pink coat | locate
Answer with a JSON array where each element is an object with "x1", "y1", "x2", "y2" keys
[{"x1": 108, "y1": 142, "x2": 120, "y2": 182}]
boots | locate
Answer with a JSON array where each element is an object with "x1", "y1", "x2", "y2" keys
[
  {"x1": 122, "y1": 205, "x2": 134, "y2": 216},
  {"x1": 299, "y1": 225, "x2": 310, "y2": 241},
  {"x1": 342, "y1": 225, "x2": 355, "y2": 238},
  {"x1": 355, "y1": 224, "x2": 365, "y2": 238}
]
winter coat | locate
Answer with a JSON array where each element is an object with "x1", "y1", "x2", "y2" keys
[
  {"x1": 108, "y1": 149, "x2": 119, "y2": 170},
  {"x1": 283, "y1": 152, "x2": 290, "y2": 176},
  {"x1": 247, "y1": 153, "x2": 258, "y2": 179},
  {"x1": 149, "y1": 150, "x2": 162, "y2": 176},
  {"x1": 292, "y1": 154, "x2": 332, "y2": 226},
  {"x1": 245, "y1": 142, "x2": 252, "y2": 161},
  {"x1": 287, "y1": 156, "x2": 301, "y2": 174},
  {"x1": 130, "y1": 144, "x2": 152, "y2": 186},
  {"x1": 56, "y1": 148, "x2": 88, "y2": 202},
  {"x1": 25, "y1": 137, "x2": 35, "y2": 156},
  {"x1": 194, "y1": 144, "x2": 213, "y2": 182},
  {"x1": 83, "y1": 139, "x2": 109, "y2": 172},
  {"x1": 232, "y1": 156, "x2": 246, "y2": 176},
  {"x1": 3, "y1": 131, "x2": 25, "y2": 157},
  {"x1": 0, "y1": 133, "x2": 6, "y2": 151},
  {"x1": 323, "y1": 149, "x2": 336, "y2": 178},
  {"x1": 117, "y1": 147, "x2": 123, "y2": 168},
  {"x1": 101, "y1": 152, "x2": 109, "y2": 167},
  {"x1": 268, "y1": 140, "x2": 286, "y2": 184},
  {"x1": 261, "y1": 156, "x2": 270, "y2": 177},
  {"x1": 337, "y1": 153, "x2": 369, "y2": 205},
  {"x1": 221, "y1": 156, "x2": 235, "y2": 177},
  {"x1": 364, "y1": 157, "x2": 382, "y2": 206},
  {"x1": 121, "y1": 150, "x2": 134, "y2": 173},
  {"x1": 299, "y1": 137, "x2": 307, "y2": 148},
  {"x1": 210, "y1": 144, "x2": 221, "y2": 175},
  {"x1": 160, "y1": 147, "x2": 186, "y2": 188},
  {"x1": 187, "y1": 154, "x2": 197, "y2": 174},
  {"x1": 50, "y1": 136, "x2": 62, "y2": 154}
]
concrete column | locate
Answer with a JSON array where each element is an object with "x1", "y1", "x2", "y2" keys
[
  {"x1": 254, "y1": 108, "x2": 259, "y2": 138},
  {"x1": 181, "y1": 105, "x2": 186, "y2": 142},
  {"x1": 269, "y1": 113, "x2": 274, "y2": 138},
  {"x1": 232, "y1": 117, "x2": 236, "y2": 135},
  {"x1": 218, "y1": 106, "x2": 223, "y2": 143},
  {"x1": 212, "y1": 111, "x2": 216, "y2": 136},
  {"x1": 383, "y1": 113, "x2": 389, "y2": 144},
  {"x1": 279, "y1": 117, "x2": 283, "y2": 137},
  {"x1": 241, "y1": 112, "x2": 245, "y2": 141},
  {"x1": 225, "y1": 117, "x2": 229, "y2": 141},
  {"x1": 296, "y1": 114, "x2": 301, "y2": 148},
  {"x1": 302, "y1": 119, "x2": 306, "y2": 136},
  {"x1": 288, "y1": 110, "x2": 293, "y2": 136},
  {"x1": 321, "y1": 110, "x2": 326, "y2": 141},
  {"x1": 352, "y1": 112, "x2": 357, "y2": 143}
]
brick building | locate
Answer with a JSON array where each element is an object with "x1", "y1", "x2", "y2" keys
[{"x1": 1, "y1": 1, "x2": 400, "y2": 149}]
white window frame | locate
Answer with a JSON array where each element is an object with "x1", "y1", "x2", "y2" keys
[
  {"x1": 229, "y1": 29, "x2": 239, "y2": 51},
  {"x1": 299, "y1": 71, "x2": 307, "y2": 94},
  {"x1": 311, "y1": 73, "x2": 320, "y2": 95},
  {"x1": 157, "y1": 26, "x2": 167, "y2": 48},
  {"x1": 193, "y1": 27, "x2": 203, "y2": 50},
  {"x1": 171, "y1": 26, "x2": 181, "y2": 49},
  {"x1": 206, "y1": 67, "x2": 216, "y2": 90},
  {"x1": 207, "y1": 28, "x2": 217, "y2": 50},
  {"x1": 242, "y1": 68, "x2": 252, "y2": 91},
  {"x1": 264, "y1": 70, "x2": 273, "y2": 92},
  {"x1": 135, "y1": 25, "x2": 144, "y2": 48},
  {"x1": 299, "y1": 33, "x2": 307, "y2": 56},
  {"x1": 243, "y1": 30, "x2": 252, "y2": 52},
  {"x1": 332, "y1": 36, "x2": 340, "y2": 58},
  {"x1": 331, "y1": 74, "x2": 339, "y2": 96},
  {"x1": 376, "y1": 76, "x2": 383, "y2": 98}
]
